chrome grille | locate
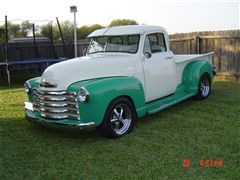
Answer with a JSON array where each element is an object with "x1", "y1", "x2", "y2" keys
[{"x1": 32, "y1": 89, "x2": 79, "y2": 120}]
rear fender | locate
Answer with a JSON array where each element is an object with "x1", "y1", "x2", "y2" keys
[{"x1": 182, "y1": 60, "x2": 213, "y2": 94}]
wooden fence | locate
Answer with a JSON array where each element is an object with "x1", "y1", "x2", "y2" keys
[{"x1": 169, "y1": 30, "x2": 240, "y2": 81}]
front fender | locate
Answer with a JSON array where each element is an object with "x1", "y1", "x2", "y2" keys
[
  {"x1": 182, "y1": 60, "x2": 213, "y2": 94},
  {"x1": 67, "y1": 77, "x2": 145, "y2": 126},
  {"x1": 26, "y1": 77, "x2": 41, "y2": 101}
]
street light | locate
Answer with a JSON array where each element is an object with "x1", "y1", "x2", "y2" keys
[{"x1": 70, "y1": 5, "x2": 77, "y2": 58}]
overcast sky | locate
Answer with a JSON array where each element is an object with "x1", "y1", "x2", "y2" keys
[{"x1": 0, "y1": 0, "x2": 239, "y2": 34}]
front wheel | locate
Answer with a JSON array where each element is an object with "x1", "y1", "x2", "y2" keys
[
  {"x1": 195, "y1": 73, "x2": 211, "y2": 100},
  {"x1": 97, "y1": 97, "x2": 136, "y2": 138}
]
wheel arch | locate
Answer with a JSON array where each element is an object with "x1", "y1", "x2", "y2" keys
[
  {"x1": 182, "y1": 60, "x2": 213, "y2": 94},
  {"x1": 106, "y1": 95, "x2": 138, "y2": 118}
]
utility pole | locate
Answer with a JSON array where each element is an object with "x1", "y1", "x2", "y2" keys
[
  {"x1": 5, "y1": 15, "x2": 10, "y2": 86},
  {"x1": 56, "y1": 17, "x2": 67, "y2": 57},
  {"x1": 32, "y1": 23, "x2": 37, "y2": 58},
  {"x1": 70, "y1": 5, "x2": 77, "y2": 58}
]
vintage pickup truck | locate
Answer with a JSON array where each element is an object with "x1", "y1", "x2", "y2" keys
[{"x1": 24, "y1": 25, "x2": 214, "y2": 138}]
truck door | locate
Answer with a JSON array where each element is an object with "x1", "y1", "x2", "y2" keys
[{"x1": 142, "y1": 33, "x2": 177, "y2": 102}]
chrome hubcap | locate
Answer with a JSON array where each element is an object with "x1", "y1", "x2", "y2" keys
[
  {"x1": 200, "y1": 78, "x2": 210, "y2": 97},
  {"x1": 110, "y1": 104, "x2": 132, "y2": 135}
]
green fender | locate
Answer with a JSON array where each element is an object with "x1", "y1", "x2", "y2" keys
[
  {"x1": 26, "y1": 77, "x2": 41, "y2": 101},
  {"x1": 182, "y1": 60, "x2": 213, "y2": 94},
  {"x1": 68, "y1": 77, "x2": 146, "y2": 126}
]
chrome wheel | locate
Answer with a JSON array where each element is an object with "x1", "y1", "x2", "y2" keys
[
  {"x1": 200, "y1": 78, "x2": 210, "y2": 97},
  {"x1": 110, "y1": 104, "x2": 132, "y2": 135},
  {"x1": 97, "y1": 97, "x2": 135, "y2": 138},
  {"x1": 195, "y1": 74, "x2": 211, "y2": 100}
]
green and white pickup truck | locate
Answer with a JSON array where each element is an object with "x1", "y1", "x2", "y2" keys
[{"x1": 24, "y1": 25, "x2": 214, "y2": 138}]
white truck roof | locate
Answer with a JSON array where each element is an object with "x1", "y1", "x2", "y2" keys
[{"x1": 88, "y1": 25, "x2": 167, "y2": 37}]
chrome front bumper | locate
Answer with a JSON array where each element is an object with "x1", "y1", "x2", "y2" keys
[{"x1": 25, "y1": 110, "x2": 96, "y2": 131}]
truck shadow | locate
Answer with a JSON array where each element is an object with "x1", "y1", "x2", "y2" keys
[{"x1": 0, "y1": 117, "x2": 103, "y2": 141}]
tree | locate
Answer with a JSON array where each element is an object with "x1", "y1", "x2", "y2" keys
[
  {"x1": 77, "y1": 24, "x2": 104, "y2": 39},
  {"x1": 109, "y1": 19, "x2": 138, "y2": 27},
  {"x1": 40, "y1": 20, "x2": 74, "y2": 42},
  {"x1": 0, "y1": 21, "x2": 34, "y2": 43},
  {"x1": 60, "y1": 21, "x2": 74, "y2": 42},
  {"x1": 8, "y1": 21, "x2": 33, "y2": 39},
  {"x1": 0, "y1": 25, "x2": 5, "y2": 44},
  {"x1": 0, "y1": 23, "x2": 21, "y2": 43},
  {"x1": 40, "y1": 23, "x2": 59, "y2": 42},
  {"x1": 20, "y1": 20, "x2": 32, "y2": 37},
  {"x1": 8, "y1": 23, "x2": 21, "y2": 38}
]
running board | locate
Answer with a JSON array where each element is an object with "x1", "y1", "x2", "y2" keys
[{"x1": 146, "y1": 93, "x2": 195, "y2": 115}]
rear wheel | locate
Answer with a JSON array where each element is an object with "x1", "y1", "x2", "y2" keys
[
  {"x1": 195, "y1": 73, "x2": 211, "y2": 100},
  {"x1": 97, "y1": 97, "x2": 136, "y2": 138}
]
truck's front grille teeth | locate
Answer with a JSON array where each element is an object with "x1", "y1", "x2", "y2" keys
[{"x1": 32, "y1": 89, "x2": 79, "y2": 120}]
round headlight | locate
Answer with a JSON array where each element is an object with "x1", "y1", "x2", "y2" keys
[
  {"x1": 77, "y1": 87, "x2": 89, "y2": 102},
  {"x1": 24, "y1": 81, "x2": 31, "y2": 93}
]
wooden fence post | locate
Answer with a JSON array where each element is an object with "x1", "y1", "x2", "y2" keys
[{"x1": 195, "y1": 36, "x2": 200, "y2": 54}]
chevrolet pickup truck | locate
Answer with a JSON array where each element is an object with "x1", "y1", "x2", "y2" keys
[{"x1": 24, "y1": 25, "x2": 214, "y2": 138}]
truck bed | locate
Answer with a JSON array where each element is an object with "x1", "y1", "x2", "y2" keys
[
  {"x1": 174, "y1": 52, "x2": 214, "y2": 64},
  {"x1": 173, "y1": 52, "x2": 214, "y2": 85}
]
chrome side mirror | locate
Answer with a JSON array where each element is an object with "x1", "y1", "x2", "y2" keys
[{"x1": 144, "y1": 52, "x2": 152, "y2": 59}]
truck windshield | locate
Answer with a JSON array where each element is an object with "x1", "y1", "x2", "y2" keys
[{"x1": 88, "y1": 35, "x2": 140, "y2": 54}]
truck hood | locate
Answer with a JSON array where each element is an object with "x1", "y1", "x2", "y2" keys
[{"x1": 40, "y1": 54, "x2": 136, "y2": 91}]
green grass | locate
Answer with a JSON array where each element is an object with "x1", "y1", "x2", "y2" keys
[{"x1": 0, "y1": 82, "x2": 239, "y2": 179}]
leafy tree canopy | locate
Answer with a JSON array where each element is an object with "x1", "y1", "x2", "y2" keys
[
  {"x1": 0, "y1": 19, "x2": 138, "y2": 44},
  {"x1": 109, "y1": 19, "x2": 138, "y2": 27},
  {"x1": 40, "y1": 20, "x2": 74, "y2": 42},
  {"x1": 77, "y1": 24, "x2": 104, "y2": 39}
]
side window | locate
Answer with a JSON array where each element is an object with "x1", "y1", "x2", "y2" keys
[
  {"x1": 147, "y1": 33, "x2": 167, "y2": 53},
  {"x1": 143, "y1": 36, "x2": 151, "y2": 53},
  {"x1": 157, "y1": 33, "x2": 167, "y2": 52}
]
